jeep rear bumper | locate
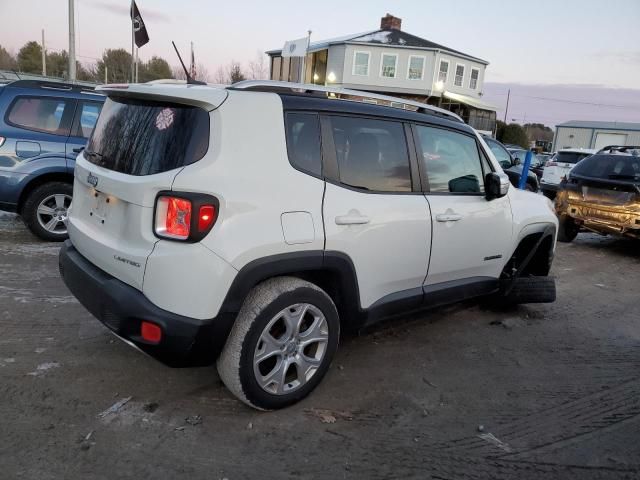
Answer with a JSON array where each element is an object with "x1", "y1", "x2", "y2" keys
[{"x1": 59, "y1": 241, "x2": 234, "y2": 366}]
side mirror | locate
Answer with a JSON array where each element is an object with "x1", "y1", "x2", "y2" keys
[{"x1": 485, "y1": 172, "x2": 510, "y2": 200}]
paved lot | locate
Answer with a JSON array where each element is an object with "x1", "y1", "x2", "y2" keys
[{"x1": 1, "y1": 212, "x2": 639, "y2": 479}]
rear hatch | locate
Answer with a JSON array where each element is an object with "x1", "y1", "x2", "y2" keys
[
  {"x1": 543, "y1": 151, "x2": 593, "y2": 185},
  {"x1": 563, "y1": 154, "x2": 640, "y2": 228},
  {"x1": 68, "y1": 84, "x2": 226, "y2": 290}
]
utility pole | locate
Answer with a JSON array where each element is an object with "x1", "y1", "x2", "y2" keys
[
  {"x1": 41, "y1": 29, "x2": 47, "y2": 77},
  {"x1": 104, "y1": 65, "x2": 108, "y2": 84},
  {"x1": 503, "y1": 89, "x2": 510, "y2": 124},
  {"x1": 68, "y1": 0, "x2": 76, "y2": 80}
]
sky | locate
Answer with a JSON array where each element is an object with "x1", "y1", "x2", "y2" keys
[{"x1": 1, "y1": 0, "x2": 639, "y2": 127}]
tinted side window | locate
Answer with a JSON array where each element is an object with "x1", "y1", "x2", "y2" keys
[
  {"x1": 7, "y1": 97, "x2": 71, "y2": 135},
  {"x1": 330, "y1": 116, "x2": 411, "y2": 192},
  {"x1": 415, "y1": 126, "x2": 484, "y2": 194},
  {"x1": 485, "y1": 139, "x2": 512, "y2": 169},
  {"x1": 285, "y1": 113, "x2": 322, "y2": 176},
  {"x1": 74, "y1": 101, "x2": 103, "y2": 138}
]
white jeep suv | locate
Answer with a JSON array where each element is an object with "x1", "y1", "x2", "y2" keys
[{"x1": 59, "y1": 81, "x2": 558, "y2": 410}]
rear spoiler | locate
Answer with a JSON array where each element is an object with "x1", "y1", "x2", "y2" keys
[{"x1": 96, "y1": 83, "x2": 228, "y2": 111}]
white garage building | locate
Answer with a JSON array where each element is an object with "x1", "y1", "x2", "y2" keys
[{"x1": 554, "y1": 120, "x2": 640, "y2": 150}]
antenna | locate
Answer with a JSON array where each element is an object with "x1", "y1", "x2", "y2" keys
[{"x1": 172, "y1": 41, "x2": 205, "y2": 85}]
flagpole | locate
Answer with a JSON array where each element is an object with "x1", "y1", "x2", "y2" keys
[
  {"x1": 130, "y1": 0, "x2": 135, "y2": 83},
  {"x1": 135, "y1": 47, "x2": 139, "y2": 83}
]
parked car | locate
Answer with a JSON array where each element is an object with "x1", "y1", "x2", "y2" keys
[
  {"x1": 482, "y1": 137, "x2": 540, "y2": 191},
  {"x1": 508, "y1": 148, "x2": 546, "y2": 180},
  {"x1": 59, "y1": 81, "x2": 558, "y2": 410},
  {"x1": 534, "y1": 153, "x2": 552, "y2": 178},
  {"x1": 540, "y1": 148, "x2": 596, "y2": 199},
  {"x1": 0, "y1": 80, "x2": 104, "y2": 240},
  {"x1": 555, "y1": 146, "x2": 640, "y2": 242}
]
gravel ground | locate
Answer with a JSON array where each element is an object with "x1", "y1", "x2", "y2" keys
[{"x1": 1, "y1": 212, "x2": 639, "y2": 479}]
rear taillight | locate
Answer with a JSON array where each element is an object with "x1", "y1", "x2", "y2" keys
[
  {"x1": 155, "y1": 196, "x2": 192, "y2": 240},
  {"x1": 154, "y1": 192, "x2": 219, "y2": 242}
]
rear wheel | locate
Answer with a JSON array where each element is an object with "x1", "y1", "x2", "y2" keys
[
  {"x1": 22, "y1": 182, "x2": 73, "y2": 241},
  {"x1": 217, "y1": 277, "x2": 340, "y2": 410},
  {"x1": 557, "y1": 214, "x2": 579, "y2": 243},
  {"x1": 503, "y1": 276, "x2": 556, "y2": 304}
]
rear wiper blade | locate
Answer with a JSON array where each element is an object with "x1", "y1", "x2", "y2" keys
[{"x1": 83, "y1": 149, "x2": 103, "y2": 158}]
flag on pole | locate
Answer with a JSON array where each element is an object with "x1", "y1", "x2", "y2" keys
[
  {"x1": 281, "y1": 37, "x2": 309, "y2": 58},
  {"x1": 130, "y1": 1, "x2": 149, "y2": 48}
]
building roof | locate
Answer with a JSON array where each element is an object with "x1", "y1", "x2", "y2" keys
[
  {"x1": 267, "y1": 29, "x2": 489, "y2": 65},
  {"x1": 557, "y1": 120, "x2": 640, "y2": 131}
]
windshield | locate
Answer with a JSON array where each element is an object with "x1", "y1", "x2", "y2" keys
[
  {"x1": 86, "y1": 96, "x2": 210, "y2": 176},
  {"x1": 571, "y1": 154, "x2": 640, "y2": 182},
  {"x1": 556, "y1": 151, "x2": 592, "y2": 165}
]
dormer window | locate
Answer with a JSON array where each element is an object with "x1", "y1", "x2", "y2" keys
[
  {"x1": 470, "y1": 68, "x2": 479, "y2": 89},
  {"x1": 353, "y1": 51, "x2": 370, "y2": 76},
  {"x1": 381, "y1": 54, "x2": 398, "y2": 78},
  {"x1": 454, "y1": 64, "x2": 465, "y2": 87},
  {"x1": 438, "y1": 60, "x2": 449, "y2": 83},
  {"x1": 407, "y1": 56, "x2": 425, "y2": 80}
]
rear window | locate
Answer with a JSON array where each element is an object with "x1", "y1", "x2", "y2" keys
[
  {"x1": 285, "y1": 112, "x2": 322, "y2": 176},
  {"x1": 572, "y1": 154, "x2": 640, "y2": 182},
  {"x1": 86, "y1": 96, "x2": 209, "y2": 176},
  {"x1": 556, "y1": 151, "x2": 592, "y2": 164}
]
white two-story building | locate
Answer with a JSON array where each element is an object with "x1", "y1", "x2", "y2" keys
[{"x1": 267, "y1": 14, "x2": 497, "y2": 134}]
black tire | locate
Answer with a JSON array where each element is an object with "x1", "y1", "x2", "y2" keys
[
  {"x1": 21, "y1": 182, "x2": 73, "y2": 242},
  {"x1": 525, "y1": 181, "x2": 536, "y2": 192},
  {"x1": 217, "y1": 277, "x2": 340, "y2": 410},
  {"x1": 557, "y1": 214, "x2": 579, "y2": 243},
  {"x1": 503, "y1": 276, "x2": 556, "y2": 304},
  {"x1": 542, "y1": 190, "x2": 556, "y2": 200}
]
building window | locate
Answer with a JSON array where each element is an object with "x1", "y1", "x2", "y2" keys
[
  {"x1": 454, "y1": 64, "x2": 465, "y2": 87},
  {"x1": 353, "y1": 51, "x2": 370, "y2": 76},
  {"x1": 381, "y1": 54, "x2": 398, "y2": 78},
  {"x1": 469, "y1": 68, "x2": 479, "y2": 90},
  {"x1": 438, "y1": 60, "x2": 449, "y2": 83},
  {"x1": 407, "y1": 56, "x2": 425, "y2": 80}
]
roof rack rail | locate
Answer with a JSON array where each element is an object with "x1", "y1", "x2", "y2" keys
[
  {"x1": 597, "y1": 145, "x2": 640, "y2": 154},
  {"x1": 5, "y1": 79, "x2": 98, "y2": 92},
  {"x1": 228, "y1": 80, "x2": 463, "y2": 123}
]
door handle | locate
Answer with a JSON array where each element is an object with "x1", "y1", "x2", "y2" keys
[
  {"x1": 335, "y1": 213, "x2": 370, "y2": 225},
  {"x1": 436, "y1": 213, "x2": 462, "y2": 222}
]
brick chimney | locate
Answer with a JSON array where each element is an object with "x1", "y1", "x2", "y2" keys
[{"x1": 380, "y1": 13, "x2": 402, "y2": 31}]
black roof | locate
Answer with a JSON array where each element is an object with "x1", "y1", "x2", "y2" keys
[
  {"x1": 278, "y1": 94, "x2": 473, "y2": 134},
  {"x1": 347, "y1": 30, "x2": 488, "y2": 64},
  {"x1": 268, "y1": 29, "x2": 488, "y2": 65}
]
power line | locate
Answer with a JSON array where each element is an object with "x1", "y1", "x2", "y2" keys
[{"x1": 486, "y1": 90, "x2": 638, "y2": 110}]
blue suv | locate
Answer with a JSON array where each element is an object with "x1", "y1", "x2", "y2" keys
[{"x1": 0, "y1": 80, "x2": 104, "y2": 240}]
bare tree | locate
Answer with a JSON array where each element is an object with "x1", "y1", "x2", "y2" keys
[
  {"x1": 172, "y1": 65, "x2": 187, "y2": 80},
  {"x1": 229, "y1": 61, "x2": 246, "y2": 83},
  {"x1": 195, "y1": 63, "x2": 210, "y2": 82},
  {"x1": 213, "y1": 65, "x2": 227, "y2": 84},
  {"x1": 247, "y1": 51, "x2": 268, "y2": 80}
]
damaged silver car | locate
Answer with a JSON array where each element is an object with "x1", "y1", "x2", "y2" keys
[{"x1": 555, "y1": 146, "x2": 640, "y2": 242}]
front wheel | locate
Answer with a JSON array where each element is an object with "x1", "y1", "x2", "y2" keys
[
  {"x1": 217, "y1": 277, "x2": 340, "y2": 410},
  {"x1": 557, "y1": 214, "x2": 579, "y2": 243},
  {"x1": 21, "y1": 182, "x2": 73, "y2": 241}
]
